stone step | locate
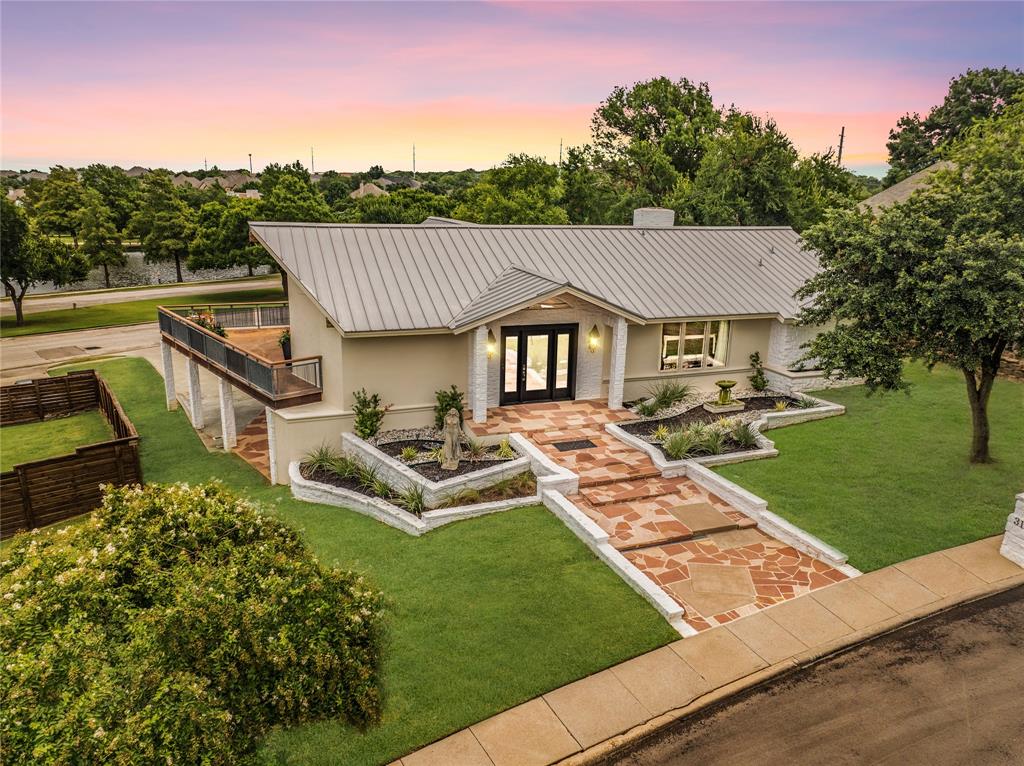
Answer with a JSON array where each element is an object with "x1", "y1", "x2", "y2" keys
[
  {"x1": 581, "y1": 480, "x2": 675, "y2": 506},
  {"x1": 577, "y1": 465, "x2": 662, "y2": 488}
]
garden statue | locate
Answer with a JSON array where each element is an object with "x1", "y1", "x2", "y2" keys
[{"x1": 441, "y1": 408, "x2": 463, "y2": 470}]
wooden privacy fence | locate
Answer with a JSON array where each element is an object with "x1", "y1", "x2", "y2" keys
[{"x1": 0, "y1": 371, "x2": 142, "y2": 539}]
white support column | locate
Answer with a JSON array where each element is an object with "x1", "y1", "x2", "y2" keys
[
  {"x1": 218, "y1": 378, "x2": 237, "y2": 450},
  {"x1": 161, "y1": 342, "x2": 177, "y2": 410},
  {"x1": 608, "y1": 317, "x2": 628, "y2": 410},
  {"x1": 472, "y1": 325, "x2": 489, "y2": 424},
  {"x1": 265, "y1": 406, "x2": 278, "y2": 485},
  {"x1": 186, "y1": 358, "x2": 205, "y2": 429}
]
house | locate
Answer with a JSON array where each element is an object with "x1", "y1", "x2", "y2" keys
[
  {"x1": 349, "y1": 181, "x2": 388, "y2": 199},
  {"x1": 6, "y1": 188, "x2": 26, "y2": 204},
  {"x1": 172, "y1": 173, "x2": 203, "y2": 189},
  {"x1": 858, "y1": 160, "x2": 952, "y2": 213},
  {"x1": 158, "y1": 207, "x2": 836, "y2": 483},
  {"x1": 124, "y1": 166, "x2": 150, "y2": 178}
]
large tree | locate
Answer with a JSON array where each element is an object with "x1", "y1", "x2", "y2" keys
[
  {"x1": 78, "y1": 189, "x2": 126, "y2": 288},
  {"x1": 260, "y1": 175, "x2": 334, "y2": 222},
  {"x1": 591, "y1": 76, "x2": 722, "y2": 180},
  {"x1": 80, "y1": 164, "x2": 138, "y2": 232},
  {"x1": 259, "y1": 161, "x2": 312, "y2": 199},
  {"x1": 1, "y1": 198, "x2": 90, "y2": 325},
  {"x1": 189, "y1": 197, "x2": 270, "y2": 276},
  {"x1": 884, "y1": 67, "x2": 1024, "y2": 185},
  {"x1": 130, "y1": 172, "x2": 195, "y2": 282},
  {"x1": 797, "y1": 101, "x2": 1024, "y2": 463},
  {"x1": 453, "y1": 154, "x2": 568, "y2": 224},
  {"x1": 32, "y1": 165, "x2": 86, "y2": 246},
  {"x1": 345, "y1": 188, "x2": 453, "y2": 224}
]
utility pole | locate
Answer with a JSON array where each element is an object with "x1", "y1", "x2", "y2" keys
[
  {"x1": 412, "y1": 144, "x2": 416, "y2": 179},
  {"x1": 204, "y1": 157, "x2": 208, "y2": 172},
  {"x1": 248, "y1": 153, "x2": 253, "y2": 174},
  {"x1": 558, "y1": 138, "x2": 563, "y2": 167},
  {"x1": 837, "y1": 126, "x2": 846, "y2": 166},
  {"x1": 310, "y1": 146, "x2": 315, "y2": 174}
]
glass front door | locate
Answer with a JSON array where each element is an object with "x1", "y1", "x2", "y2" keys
[{"x1": 500, "y1": 324, "x2": 577, "y2": 404}]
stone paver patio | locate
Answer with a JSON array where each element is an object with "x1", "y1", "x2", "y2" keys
[
  {"x1": 234, "y1": 411, "x2": 271, "y2": 479},
  {"x1": 478, "y1": 401, "x2": 851, "y2": 633}
]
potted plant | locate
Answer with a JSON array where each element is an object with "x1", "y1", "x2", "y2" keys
[{"x1": 278, "y1": 330, "x2": 291, "y2": 360}]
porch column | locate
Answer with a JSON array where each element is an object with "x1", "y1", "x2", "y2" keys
[
  {"x1": 472, "y1": 325, "x2": 489, "y2": 423},
  {"x1": 186, "y1": 358, "x2": 205, "y2": 428},
  {"x1": 608, "y1": 317, "x2": 628, "y2": 409},
  {"x1": 265, "y1": 406, "x2": 278, "y2": 484},
  {"x1": 160, "y1": 342, "x2": 176, "y2": 410},
  {"x1": 218, "y1": 377, "x2": 237, "y2": 450}
]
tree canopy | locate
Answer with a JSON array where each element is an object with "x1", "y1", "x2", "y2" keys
[
  {"x1": 78, "y1": 189, "x2": 126, "y2": 288},
  {"x1": 798, "y1": 100, "x2": 1024, "y2": 463},
  {"x1": 453, "y1": 154, "x2": 568, "y2": 224},
  {"x1": 884, "y1": 67, "x2": 1024, "y2": 185}
]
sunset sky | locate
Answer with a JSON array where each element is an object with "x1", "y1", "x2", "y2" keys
[{"x1": 2, "y1": 1, "x2": 1021, "y2": 177}]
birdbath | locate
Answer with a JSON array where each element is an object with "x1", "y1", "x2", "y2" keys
[
  {"x1": 716, "y1": 380, "x2": 737, "y2": 406},
  {"x1": 703, "y1": 380, "x2": 745, "y2": 414}
]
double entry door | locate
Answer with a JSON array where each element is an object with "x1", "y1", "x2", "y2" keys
[{"x1": 500, "y1": 324, "x2": 577, "y2": 405}]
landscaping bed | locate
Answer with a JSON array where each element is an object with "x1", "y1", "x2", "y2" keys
[
  {"x1": 374, "y1": 436, "x2": 517, "y2": 480},
  {"x1": 620, "y1": 395, "x2": 800, "y2": 438}
]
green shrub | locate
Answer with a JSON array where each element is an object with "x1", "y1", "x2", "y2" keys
[
  {"x1": 663, "y1": 429, "x2": 700, "y2": 460},
  {"x1": 303, "y1": 443, "x2": 342, "y2": 473},
  {"x1": 396, "y1": 485, "x2": 427, "y2": 516},
  {"x1": 495, "y1": 439, "x2": 516, "y2": 459},
  {"x1": 702, "y1": 428, "x2": 726, "y2": 455},
  {"x1": 464, "y1": 437, "x2": 487, "y2": 460},
  {"x1": 634, "y1": 400, "x2": 661, "y2": 417},
  {"x1": 651, "y1": 424, "x2": 671, "y2": 442},
  {"x1": 400, "y1": 445, "x2": 420, "y2": 462},
  {"x1": 647, "y1": 381, "x2": 693, "y2": 410},
  {"x1": 0, "y1": 483, "x2": 384, "y2": 765},
  {"x1": 434, "y1": 385, "x2": 466, "y2": 430},
  {"x1": 352, "y1": 388, "x2": 390, "y2": 439},
  {"x1": 730, "y1": 421, "x2": 759, "y2": 449},
  {"x1": 773, "y1": 400, "x2": 789, "y2": 412},
  {"x1": 749, "y1": 351, "x2": 768, "y2": 392},
  {"x1": 795, "y1": 395, "x2": 819, "y2": 409}
]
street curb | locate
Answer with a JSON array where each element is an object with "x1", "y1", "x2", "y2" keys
[{"x1": 554, "y1": 572, "x2": 1024, "y2": 765}]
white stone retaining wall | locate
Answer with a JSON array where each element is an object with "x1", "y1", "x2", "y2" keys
[
  {"x1": 543, "y1": 490, "x2": 693, "y2": 636},
  {"x1": 507, "y1": 432, "x2": 579, "y2": 495},
  {"x1": 340, "y1": 432, "x2": 532, "y2": 508},
  {"x1": 605, "y1": 394, "x2": 858, "y2": 574},
  {"x1": 1000, "y1": 493, "x2": 1024, "y2": 567},
  {"x1": 289, "y1": 461, "x2": 539, "y2": 537}
]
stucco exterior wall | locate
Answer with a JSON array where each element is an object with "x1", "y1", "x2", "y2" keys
[
  {"x1": 620, "y1": 318, "x2": 773, "y2": 400},
  {"x1": 342, "y1": 333, "x2": 468, "y2": 428},
  {"x1": 288, "y1": 285, "x2": 346, "y2": 410}
]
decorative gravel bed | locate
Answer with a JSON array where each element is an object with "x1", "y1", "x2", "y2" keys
[{"x1": 620, "y1": 395, "x2": 798, "y2": 438}]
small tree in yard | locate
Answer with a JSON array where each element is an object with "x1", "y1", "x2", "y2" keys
[
  {"x1": 1, "y1": 197, "x2": 90, "y2": 325},
  {"x1": 79, "y1": 189, "x2": 127, "y2": 288},
  {"x1": 0, "y1": 482, "x2": 384, "y2": 765},
  {"x1": 797, "y1": 101, "x2": 1024, "y2": 463}
]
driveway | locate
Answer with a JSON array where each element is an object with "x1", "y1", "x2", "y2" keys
[{"x1": 604, "y1": 585, "x2": 1024, "y2": 766}]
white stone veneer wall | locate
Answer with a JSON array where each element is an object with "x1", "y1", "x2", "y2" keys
[
  {"x1": 1000, "y1": 493, "x2": 1024, "y2": 567},
  {"x1": 480, "y1": 295, "x2": 615, "y2": 407},
  {"x1": 767, "y1": 321, "x2": 821, "y2": 370}
]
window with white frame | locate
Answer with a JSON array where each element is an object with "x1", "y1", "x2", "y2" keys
[{"x1": 660, "y1": 320, "x2": 730, "y2": 370}]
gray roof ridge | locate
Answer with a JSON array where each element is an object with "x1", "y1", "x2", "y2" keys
[{"x1": 249, "y1": 221, "x2": 795, "y2": 232}]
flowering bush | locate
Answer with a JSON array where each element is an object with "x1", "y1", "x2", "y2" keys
[
  {"x1": 0, "y1": 482, "x2": 385, "y2": 764},
  {"x1": 187, "y1": 311, "x2": 227, "y2": 337}
]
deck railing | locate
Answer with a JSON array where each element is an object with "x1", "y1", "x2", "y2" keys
[{"x1": 158, "y1": 303, "x2": 322, "y2": 407}]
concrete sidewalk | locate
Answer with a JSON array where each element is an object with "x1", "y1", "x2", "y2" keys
[{"x1": 397, "y1": 536, "x2": 1024, "y2": 766}]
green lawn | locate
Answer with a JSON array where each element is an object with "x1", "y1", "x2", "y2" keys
[
  {"x1": 1, "y1": 286, "x2": 285, "y2": 338},
  {"x1": 0, "y1": 411, "x2": 114, "y2": 471},
  {"x1": 716, "y1": 363, "x2": 1024, "y2": 572},
  {"x1": 52, "y1": 357, "x2": 677, "y2": 766}
]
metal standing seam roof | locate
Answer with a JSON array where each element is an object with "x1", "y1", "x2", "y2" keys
[{"x1": 248, "y1": 222, "x2": 819, "y2": 334}]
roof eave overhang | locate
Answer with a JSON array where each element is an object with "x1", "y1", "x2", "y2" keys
[{"x1": 450, "y1": 286, "x2": 646, "y2": 334}]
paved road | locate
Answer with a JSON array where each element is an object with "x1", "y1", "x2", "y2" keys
[
  {"x1": 0, "y1": 276, "x2": 278, "y2": 316},
  {"x1": 0, "y1": 323, "x2": 161, "y2": 382},
  {"x1": 605, "y1": 585, "x2": 1024, "y2": 766}
]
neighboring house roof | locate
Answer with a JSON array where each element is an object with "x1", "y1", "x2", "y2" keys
[
  {"x1": 172, "y1": 174, "x2": 203, "y2": 188},
  {"x1": 125, "y1": 166, "x2": 150, "y2": 177},
  {"x1": 249, "y1": 222, "x2": 818, "y2": 335},
  {"x1": 20, "y1": 171, "x2": 49, "y2": 181},
  {"x1": 349, "y1": 182, "x2": 388, "y2": 199},
  {"x1": 6, "y1": 188, "x2": 26, "y2": 202},
  {"x1": 858, "y1": 161, "x2": 953, "y2": 213}
]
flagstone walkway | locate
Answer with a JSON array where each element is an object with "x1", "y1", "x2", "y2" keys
[
  {"x1": 512, "y1": 409, "x2": 850, "y2": 632},
  {"x1": 234, "y1": 411, "x2": 271, "y2": 480}
]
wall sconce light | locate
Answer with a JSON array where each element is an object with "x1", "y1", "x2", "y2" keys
[
  {"x1": 587, "y1": 324, "x2": 601, "y2": 353},
  {"x1": 486, "y1": 329, "x2": 497, "y2": 359}
]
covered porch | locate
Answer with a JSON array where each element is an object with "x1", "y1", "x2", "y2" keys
[
  {"x1": 464, "y1": 398, "x2": 637, "y2": 438},
  {"x1": 457, "y1": 283, "x2": 637, "y2": 426}
]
